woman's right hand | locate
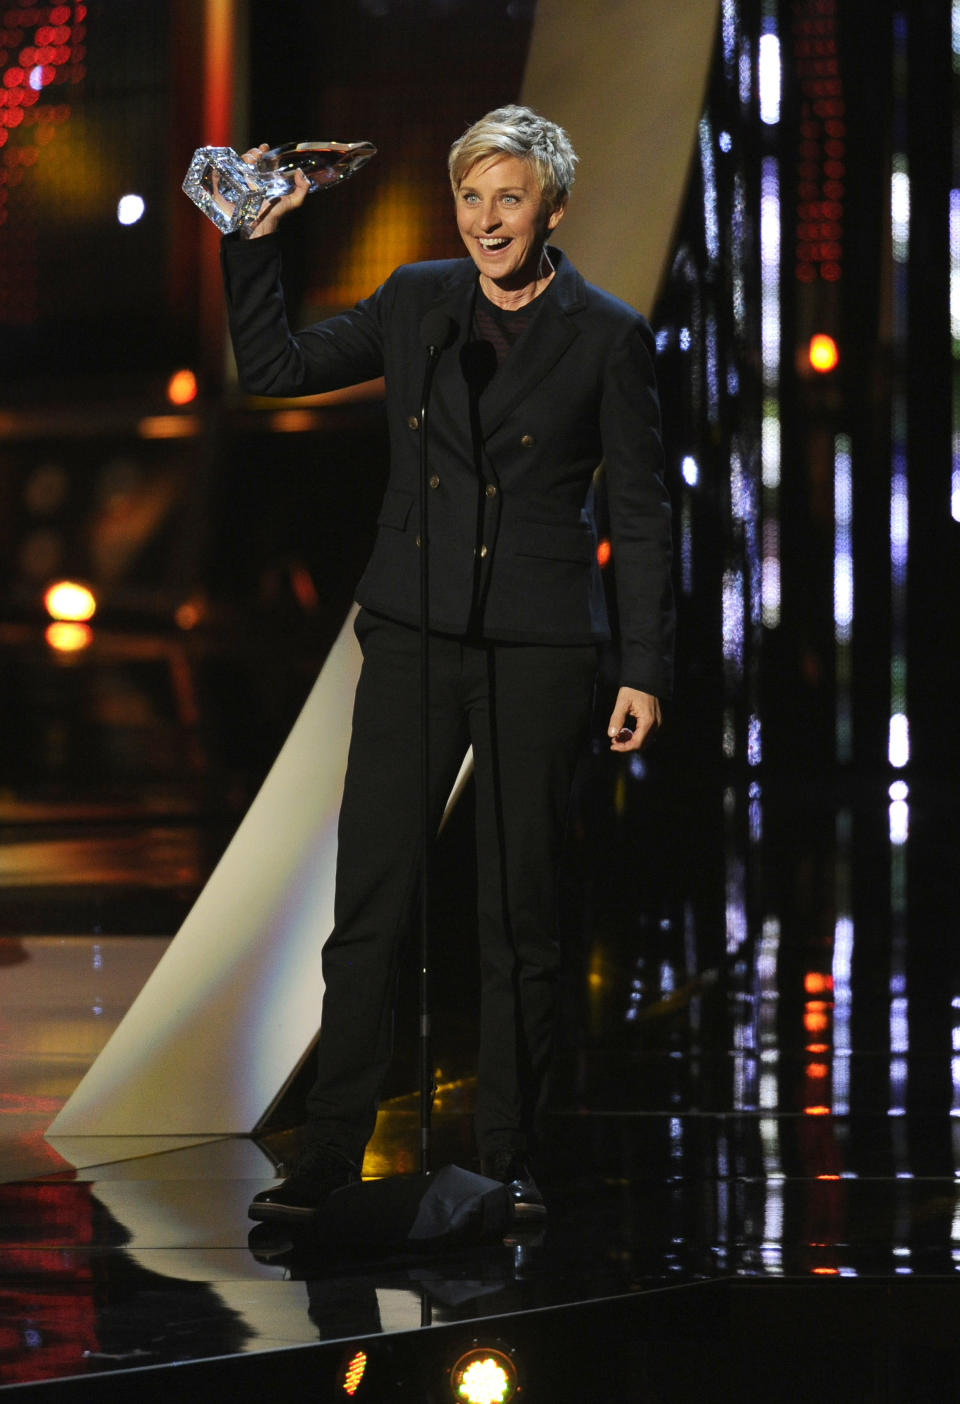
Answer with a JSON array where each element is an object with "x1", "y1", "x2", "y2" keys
[{"x1": 239, "y1": 143, "x2": 310, "y2": 239}]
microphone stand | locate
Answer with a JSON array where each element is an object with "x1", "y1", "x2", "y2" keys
[{"x1": 417, "y1": 327, "x2": 444, "y2": 1176}]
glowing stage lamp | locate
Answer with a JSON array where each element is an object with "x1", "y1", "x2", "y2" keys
[
  {"x1": 44, "y1": 580, "x2": 96, "y2": 622},
  {"x1": 167, "y1": 368, "x2": 198, "y2": 405},
  {"x1": 596, "y1": 537, "x2": 612, "y2": 567},
  {"x1": 340, "y1": 1348, "x2": 368, "y2": 1396},
  {"x1": 809, "y1": 333, "x2": 839, "y2": 373},
  {"x1": 449, "y1": 1344, "x2": 519, "y2": 1404}
]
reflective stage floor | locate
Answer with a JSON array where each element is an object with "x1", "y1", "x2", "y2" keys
[{"x1": 2, "y1": 767, "x2": 959, "y2": 1401}]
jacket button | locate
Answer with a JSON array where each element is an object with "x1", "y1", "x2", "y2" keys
[
  {"x1": 485, "y1": 483, "x2": 497, "y2": 498},
  {"x1": 415, "y1": 535, "x2": 421, "y2": 548},
  {"x1": 479, "y1": 544, "x2": 488, "y2": 558},
  {"x1": 407, "y1": 415, "x2": 420, "y2": 430},
  {"x1": 520, "y1": 433, "x2": 535, "y2": 448},
  {"x1": 429, "y1": 474, "x2": 440, "y2": 489}
]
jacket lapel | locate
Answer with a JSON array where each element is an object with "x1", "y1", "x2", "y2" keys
[
  {"x1": 421, "y1": 248, "x2": 587, "y2": 444},
  {"x1": 473, "y1": 249, "x2": 586, "y2": 440},
  {"x1": 421, "y1": 261, "x2": 477, "y2": 434}
]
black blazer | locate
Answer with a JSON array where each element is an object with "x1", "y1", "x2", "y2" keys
[{"x1": 222, "y1": 237, "x2": 674, "y2": 696}]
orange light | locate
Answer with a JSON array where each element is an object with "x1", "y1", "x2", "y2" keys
[
  {"x1": 804, "y1": 1010, "x2": 830, "y2": 1033},
  {"x1": 806, "y1": 1062, "x2": 830, "y2": 1079},
  {"x1": 804, "y1": 1105, "x2": 831, "y2": 1116},
  {"x1": 341, "y1": 1349, "x2": 367, "y2": 1396},
  {"x1": 166, "y1": 368, "x2": 198, "y2": 405},
  {"x1": 805, "y1": 972, "x2": 834, "y2": 994},
  {"x1": 812, "y1": 1266, "x2": 839, "y2": 1275},
  {"x1": 806, "y1": 1043, "x2": 829, "y2": 1053},
  {"x1": 817, "y1": 1174, "x2": 841, "y2": 1181},
  {"x1": 138, "y1": 415, "x2": 202, "y2": 439},
  {"x1": 270, "y1": 409, "x2": 320, "y2": 432},
  {"x1": 596, "y1": 538, "x2": 612, "y2": 567},
  {"x1": 44, "y1": 580, "x2": 96, "y2": 622},
  {"x1": 45, "y1": 620, "x2": 92, "y2": 652},
  {"x1": 809, "y1": 333, "x2": 839, "y2": 373},
  {"x1": 175, "y1": 599, "x2": 204, "y2": 631}
]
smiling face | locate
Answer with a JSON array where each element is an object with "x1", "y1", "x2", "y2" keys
[{"x1": 455, "y1": 154, "x2": 565, "y2": 296}]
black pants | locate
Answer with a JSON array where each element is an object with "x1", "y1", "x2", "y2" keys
[{"x1": 304, "y1": 609, "x2": 597, "y2": 1167}]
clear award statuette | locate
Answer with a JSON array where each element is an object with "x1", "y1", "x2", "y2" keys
[{"x1": 182, "y1": 140, "x2": 377, "y2": 236}]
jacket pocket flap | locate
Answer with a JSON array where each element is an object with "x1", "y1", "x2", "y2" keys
[{"x1": 377, "y1": 489, "x2": 414, "y2": 530}]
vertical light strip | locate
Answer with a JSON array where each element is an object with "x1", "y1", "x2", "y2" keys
[
  {"x1": 888, "y1": 15, "x2": 910, "y2": 769},
  {"x1": 758, "y1": 916, "x2": 781, "y2": 1113},
  {"x1": 834, "y1": 433, "x2": 853, "y2": 761},
  {"x1": 952, "y1": 994, "x2": 960, "y2": 1122},
  {"x1": 200, "y1": 0, "x2": 238, "y2": 374},
  {"x1": 203, "y1": 0, "x2": 236, "y2": 144},
  {"x1": 832, "y1": 808, "x2": 854, "y2": 1116},
  {"x1": 952, "y1": 2, "x2": 960, "y2": 520},
  {"x1": 888, "y1": 780, "x2": 910, "y2": 1118},
  {"x1": 759, "y1": 4, "x2": 782, "y2": 630},
  {"x1": 951, "y1": 187, "x2": 960, "y2": 521},
  {"x1": 699, "y1": 116, "x2": 720, "y2": 265}
]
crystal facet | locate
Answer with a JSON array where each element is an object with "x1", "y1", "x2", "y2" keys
[{"x1": 182, "y1": 140, "x2": 377, "y2": 236}]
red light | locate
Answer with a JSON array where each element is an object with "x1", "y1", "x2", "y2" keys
[
  {"x1": 804, "y1": 972, "x2": 834, "y2": 994},
  {"x1": 809, "y1": 334, "x2": 839, "y2": 373},
  {"x1": 804, "y1": 1105, "x2": 831, "y2": 1116},
  {"x1": 596, "y1": 538, "x2": 612, "y2": 568}
]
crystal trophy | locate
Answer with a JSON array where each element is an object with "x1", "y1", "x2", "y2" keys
[{"x1": 182, "y1": 140, "x2": 377, "y2": 236}]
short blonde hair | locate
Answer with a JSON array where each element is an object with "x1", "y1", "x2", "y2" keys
[{"x1": 448, "y1": 105, "x2": 577, "y2": 211}]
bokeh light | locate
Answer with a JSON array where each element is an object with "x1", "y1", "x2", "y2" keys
[
  {"x1": 45, "y1": 619, "x2": 92, "y2": 652},
  {"x1": 166, "y1": 368, "x2": 198, "y2": 405},
  {"x1": 117, "y1": 193, "x2": 145, "y2": 224},
  {"x1": 809, "y1": 333, "x2": 839, "y2": 373},
  {"x1": 43, "y1": 579, "x2": 96, "y2": 621}
]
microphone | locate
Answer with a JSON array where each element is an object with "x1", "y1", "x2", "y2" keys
[{"x1": 419, "y1": 310, "x2": 458, "y2": 356}]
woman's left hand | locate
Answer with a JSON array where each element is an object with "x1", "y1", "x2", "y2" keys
[{"x1": 607, "y1": 687, "x2": 661, "y2": 752}]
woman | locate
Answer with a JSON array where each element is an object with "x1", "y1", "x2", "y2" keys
[{"x1": 221, "y1": 105, "x2": 674, "y2": 1223}]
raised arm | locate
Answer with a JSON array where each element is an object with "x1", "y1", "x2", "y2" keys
[{"x1": 219, "y1": 145, "x2": 386, "y2": 399}]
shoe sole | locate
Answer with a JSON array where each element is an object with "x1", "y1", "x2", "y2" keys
[
  {"x1": 248, "y1": 1200, "x2": 322, "y2": 1223},
  {"x1": 510, "y1": 1201, "x2": 547, "y2": 1223}
]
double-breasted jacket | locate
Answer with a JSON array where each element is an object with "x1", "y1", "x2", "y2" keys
[{"x1": 221, "y1": 236, "x2": 674, "y2": 697}]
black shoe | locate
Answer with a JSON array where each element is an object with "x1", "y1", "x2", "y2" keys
[
  {"x1": 481, "y1": 1149, "x2": 547, "y2": 1223},
  {"x1": 249, "y1": 1143, "x2": 359, "y2": 1223}
]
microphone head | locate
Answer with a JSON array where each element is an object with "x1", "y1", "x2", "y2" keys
[{"x1": 419, "y1": 310, "x2": 458, "y2": 352}]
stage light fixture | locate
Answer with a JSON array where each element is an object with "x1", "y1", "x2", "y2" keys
[
  {"x1": 44, "y1": 580, "x2": 96, "y2": 622},
  {"x1": 809, "y1": 333, "x2": 839, "y2": 373},
  {"x1": 449, "y1": 1342, "x2": 519, "y2": 1404},
  {"x1": 340, "y1": 1348, "x2": 368, "y2": 1396}
]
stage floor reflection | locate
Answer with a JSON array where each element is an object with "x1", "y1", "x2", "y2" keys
[{"x1": 1, "y1": 772, "x2": 959, "y2": 1398}]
